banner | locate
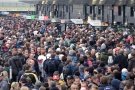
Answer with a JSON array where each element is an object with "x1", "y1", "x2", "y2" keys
[
  {"x1": 71, "y1": 19, "x2": 83, "y2": 24},
  {"x1": 39, "y1": 16, "x2": 44, "y2": 20},
  {"x1": 26, "y1": 16, "x2": 31, "y2": 19},
  {"x1": 31, "y1": 15, "x2": 36, "y2": 19},
  {"x1": 88, "y1": 20, "x2": 102, "y2": 26}
]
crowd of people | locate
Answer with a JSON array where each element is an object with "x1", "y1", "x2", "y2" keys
[{"x1": 0, "y1": 16, "x2": 135, "y2": 90}]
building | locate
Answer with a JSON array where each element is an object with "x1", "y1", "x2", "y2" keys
[
  {"x1": 0, "y1": 0, "x2": 35, "y2": 14},
  {"x1": 19, "y1": 0, "x2": 135, "y2": 25}
]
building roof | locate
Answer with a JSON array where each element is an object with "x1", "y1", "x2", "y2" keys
[{"x1": 19, "y1": 0, "x2": 135, "y2": 6}]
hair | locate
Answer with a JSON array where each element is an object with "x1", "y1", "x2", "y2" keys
[
  {"x1": 113, "y1": 70, "x2": 121, "y2": 81},
  {"x1": 126, "y1": 72, "x2": 135, "y2": 80},
  {"x1": 41, "y1": 49, "x2": 45, "y2": 55},
  {"x1": 39, "y1": 86, "x2": 46, "y2": 90},
  {"x1": 49, "y1": 81, "x2": 56, "y2": 88},
  {"x1": 47, "y1": 77, "x2": 53, "y2": 82},
  {"x1": 23, "y1": 64, "x2": 31, "y2": 71},
  {"x1": 91, "y1": 76, "x2": 98, "y2": 82},
  {"x1": 42, "y1": 82, "x2": 49, "y2": 88},
  {"x1": 124, "y1": 81, "x2": 134, "y2": 90},
  {"x1": 20, "y1": 86, "x2": 29, "y2": 90},
  {"x1": 10, "y1": 82, "x2": 20, "y2": 90},
  {"x1": 60, "y1": 85, "x2": 67, "y2": 90},
  {"x1": 71, "y1": 83, "x2": 78, "y2": 90},
  {"x1": 100, "y1": 76, "x2": 108, "y2": 84},
  {"x1": 79, "y1": 57, "x2": 84, "y2": 64}
]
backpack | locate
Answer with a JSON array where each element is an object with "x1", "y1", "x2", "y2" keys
[
  {"x1": 62, "y1": 64, "x2": 71, "y2": 78},
  {"x1": 104, "y1": 86, "x2": 115, "y2": 90},
  {"x1": 108, "y1": 56, "x2": 114, "y2": 65},
  {"x1": 47, "y1": 60, "x2": 56, "y2": 73},
  {"x1": 99, "y1": 52, "x2": 108, "y2": 62},
  {"x1": 22, "y1": 72, "x2": 38, "y2": 85}
]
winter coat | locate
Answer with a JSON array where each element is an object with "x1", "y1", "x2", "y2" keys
[
  {"x1": 128, "y1": 57, "x2": 135, "y2": 72},
  {"x1": 114, "y1": 54, "x2": 128, "y2": 70},
  {"x1": 98, "y1": 84, "x2": 108, "y2": 90},
  {"x1": 9, "y1": 55, "x2": 22, "y2": 75}
]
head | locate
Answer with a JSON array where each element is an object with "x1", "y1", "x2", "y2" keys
[
  {"x1": 71, "y1": 83, "x2": 79, "y2": 90},
  {"x1": 17, "y1": 48, "x2": 23, "y2": 54},
  {"x1": 20, "y1": 86, "x2": 29, "y2": 90},
  {"x1": 91, "y1": 76, "x2": 99, "y2": 85},
  {"x1": 74, "y1": 76, "x2": 81, "y2": 86},
  {"x1": 10, "y1": 82, "x2": 20, "y2": 90},
  {"x1": 66, "y1": 75, "x2": 74, "y2": 85},
  {"x1": 49, "y1": 81, "x2": 56, "y2": 88},
  {"x1": 81, "y1": 82, "x2": 88, "y2": 90},
  {"x1": 100, "y1": 76, "x2": 108, "y2": 85}
]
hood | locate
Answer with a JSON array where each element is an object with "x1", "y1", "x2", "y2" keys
[{"x1": 111, "y1": 79, "x2": 121, "y2": 90}]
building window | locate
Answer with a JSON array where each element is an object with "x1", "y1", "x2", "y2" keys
[
  {"x1": 118, "y1": 6, "x2": 121, "y2": 16},
  {"x1": 90, "y1": 6, "x2": 92, "y2": 14},
  {"x1": 98, "y1": 7, "x2": 101, "y2": 14},
  {"x1": 130, "y1": 7, "x2": 134, "y2": 17}
]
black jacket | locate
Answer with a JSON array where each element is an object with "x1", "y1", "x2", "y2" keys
[
  {"x1": 17, "y1": 53, "x2": 26, "y2": 65},
  {"x1": 114, "y1": 54, "x2": 128, "y2": 70},
  {"x1": 128, "y1": 57, "x2": 135, "y2": 72},
  {"x1": 9, "y1": 55, "x2": 22, "y2": 75}
]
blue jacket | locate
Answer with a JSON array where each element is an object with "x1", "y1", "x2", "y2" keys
[
  {"x1": 122, "y1": 72, "x2": 128, "y2": 80},
  {"x1": 98, "y1": 84, "x2": 108, "y2": 90}
]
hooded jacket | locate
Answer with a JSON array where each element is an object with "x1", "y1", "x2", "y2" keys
[{"x1": 9, "y1": 55, "x2": 22, "y2": 75}]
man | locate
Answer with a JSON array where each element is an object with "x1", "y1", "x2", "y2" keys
[
  {"x1": 90, "y1": 76, "x2": 99, "y2": 90},
  {"x1": 0, "y1": 71, "x2": 9, "y2": 90},
  {"x1": 9, "y1": 50, "x2": 22, "y2": 81},
  {"x1": 20, "y1": 63, "x2": 38, "y2": 85},
  {"x1": 128, "y1": 52, "x2": 135, "y2": 72},
  {"x1": 114, "y1": 49, "x2": 128, "y2": 70},
  {"x1": 66, "y1": 75, "x2": 74, "y2": 90},
  {"x1": 44, "y1": 53, "x2": 59, "y2": 77},
  {"x1": 17, "y1": 48, "x2": 25, "y2": 65}
]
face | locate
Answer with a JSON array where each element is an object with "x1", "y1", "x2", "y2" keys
[
  {"x1": 81, "y1": 83, "x2": 88, "y2": 90},
  {"x1": 29, "y1": 53, "x2": 34, "y2": 59},
  {"x1": 107, "y1": 67, "x2": 112, "y2": 73},
  {"x1": 74, "y1": 78, "x2": 80, "y2": 85},
  {"x1": 18, "y1": 48, "x2": 22, "y2": 54},
  {"x1": 37, "y1": 47, "x2": 41, "y2": 53},
  {"x1": 71, "y1": 85, "x2": 79, "y2": 90},
  {"x1": 67, "y1": 79, "x2": 73, "y2": 85}
]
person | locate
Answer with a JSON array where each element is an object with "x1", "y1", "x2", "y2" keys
[
  {"x1": 20, "y1": 86, "x2": 29, "y2": 90},
  {"x1": 70, "y1": 83, "x2": 79, "y2": 90},
  {"x1": 90, "y1": 76, "x2": 99, "y2": 90},
  {"x1": 9, "y1": 50, "x2": 22, "y2": 81},
  {"x1": 20, "y1": 63, "x2": 38, "y2": 85},
  {"x1": 0, "y1": 71, "x2": 9, "y2": 90},
  {"x1": 10, "y1": 82, "x2": 20, "y2": 90},
  {"x1": 66, "y1": 75, "x2": 74, "y2": 89},
  {"x1": 128, "y1": 52, "x2": 135, "y2": 72},
  {"x1": 98, "y1": 76, "x2": 108, "y2": 90},
  {"x1": 44, "y1": 53, "x2": 59, "y2": 77},
  {"x1": 114, "y1": 49, "x2": 128, "y2": 70}
]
